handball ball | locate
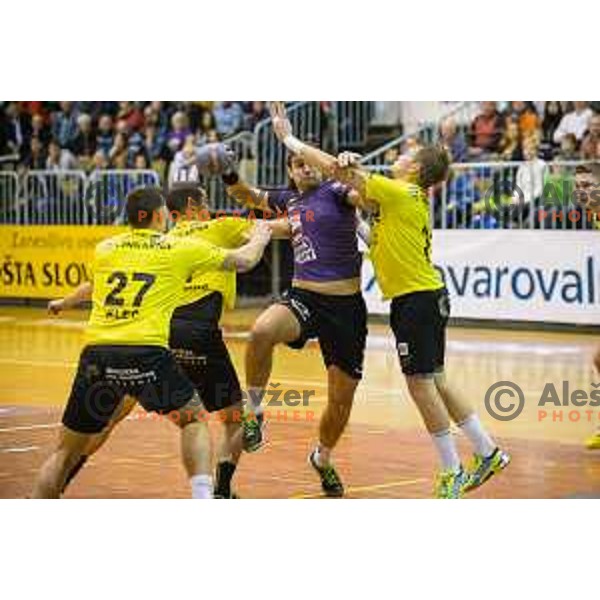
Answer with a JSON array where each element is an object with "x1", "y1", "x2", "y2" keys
[{"x1": 195, "y1": 143, "x2": 236, "y2": 176}]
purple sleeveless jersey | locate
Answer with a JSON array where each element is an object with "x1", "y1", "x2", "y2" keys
[{"x1": 267, "y1": 179, "x2": 361, "y2": 282}]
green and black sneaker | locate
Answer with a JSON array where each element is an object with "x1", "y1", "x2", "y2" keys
[
  {"x1": 242, "y1": 412, "x2": 265, "y2": 453},
  {"x1": 308, "y1": 450, "x2": 344, "y2": 498}
]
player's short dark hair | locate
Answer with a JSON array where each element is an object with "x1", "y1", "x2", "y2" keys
[
  {"x1": 415, "y1": 145, "x2": 451, "y2": 189},
  {"x1": 166, "y1": 182, "x2": 208, "y2": 214},
  {"x1": 126, "y1": 186, "x2": 165, "y2": 228}
]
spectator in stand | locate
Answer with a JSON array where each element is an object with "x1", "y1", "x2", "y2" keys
[
  {"x1": 52, "y1": 101, "x2": 79, "y2": 149},
  {"x1": 90, "y1": 149, "x2": 109, "y2": 174},
  {"x1": 3, "y1": 102, "x2": 30, "y2": 159},
  {"x1": 144, "y1": 123, "x2": 167, "y2": 162},
  {"x1": 96, "y1": 115, "x2": 114, "y2": 156},
  {"x1": 499, "y1": 116, "x2": 523, "y2": 161},
  {"x1": 439, "y1": 117, "x2": 467, "y2": 162},
  {"x1": 108, "y1": 132, "x2": 128, "y2": 168},
  {"x1": 541, "y1": 101, "x2": 563, "y2": 146},
  {"x1": 181, "y1": 102, "x2": 204, "y2": 132},
  {"x1": 244, "y1": 101, "x2": 269, "y2": 131},
  {"x1": 508, "y1": 101, "x2": 540, "y2": 140},
  {"x1": 133, "y1": 152, "x2": 149, "y2": 170},
  {"x1": 169, "y1": 134, "x2": 197, "y2": 183},
  {"x1": 553, "y1": 101, "x2": 593, "y2": 145},
  {"x1": 46, "y1": 139, "x2": 78, "y2": 170},
  {"x1": 22, "y1": 136, "x2": 47, "y2": 170},
  {"x1": 123, "y1": 121, "x2": 147, "y2": 166},
  {"x1": 150, "y1": 101, "x2": 171, "y2": 133},
  {"x1": 31, "y1": 113, "x2": 51, "y2": 145},
  {"x1": 557, "y1": 133, "x2": 579, "y2": 161},
  {"x1": 469, "y1": 101, "x2": 504, "y2": 159},
  {"x1": 116, "y1": 101, "x2": 144, "y2": 132},
  {"x1": 167, "y1": 111, "x2": 191, "y2": 157},
  {"x1": 581, "y1": 113, "x2": 600, "y2": 159},
  {"x1": 71, "y1": 114, "x2": 96, "y2": 164},
  {"x1": 213, "y1": 101, "x2": 243, "y2": 138},
  {"x1": 513, "y1": 136, "x2": 547, "y2": 216},
  {"x1": 196, "y1": 111, "x2": 216, "y2": 146}
]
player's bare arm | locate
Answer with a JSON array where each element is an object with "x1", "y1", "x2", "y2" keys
[
  {"x1": 48, "y1": 281, "x2": 93, "y2": 315},
  {"x1": 226, "y1": 179, "x2": 271, "y2": 211},
  {"x1": 270, "y1": 102, "x2": 373, "y2": 208},
  {"x1": 270, "y1": 101, "x2": 339, "y2": 176},
  {"x1": 223, "y1": 221, "x2": 272, "y2": 272}
]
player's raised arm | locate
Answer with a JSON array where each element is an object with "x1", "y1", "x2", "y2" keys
[
  {"x1": 270, "y1": 101, "x2": 339, "y2": 177},
  {"x1": 47, "y1": 281, "x2": 93, "y2": 315},
  {"x1": 270, "y1": 102, "x2": 371, "y2": 205}
]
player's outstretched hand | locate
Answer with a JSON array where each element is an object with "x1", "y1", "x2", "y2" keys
[
  {"x1": 48, "y1": 299, "x2": 65, "y2": 315},
  {"x1": 336, "y1": 151, "x2": 362, "y2": 169},
  {"x1": 270, "y1": 102, "x2": 292, "y2": 142}
]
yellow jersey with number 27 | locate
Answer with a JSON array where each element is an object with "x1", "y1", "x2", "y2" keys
[
  {"x1": 365, "y1": 174, "x2": 443, "y2": 300},
  {"x1": 85, "y1": 228, "x2": 227, "y2": 347}
]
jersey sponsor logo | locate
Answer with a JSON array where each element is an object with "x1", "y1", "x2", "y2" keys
[
  {"x1": 105, "y1": 366, "x2": 157, "y2": 385},
  {"x1": 293, "y1": 237, "x2": 318, "y2": 264},
  {"x1": 290, "y1": 218, "x2": 317, "y2": 264},
  {"x1": 289, "y1": 298, "x2": 311, "y2": 322}
]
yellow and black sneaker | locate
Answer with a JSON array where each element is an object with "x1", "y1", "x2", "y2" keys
[
  {"x1": 434, "y1": 467, "x2": 469, "y2": 499},
  {"x1": 464, "y1": 448, "x2": 511, "y2": 493},
  {"x1": 308, "y1": 450, "x2": 344, "y2": 498},
  {"x1": 242, "y1": 412, "x2": 265, "y2": 453}
]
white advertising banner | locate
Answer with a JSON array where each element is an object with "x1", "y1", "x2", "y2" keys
[{"x1": 362, "y1": 230, "x2": 600, "y2": 325}]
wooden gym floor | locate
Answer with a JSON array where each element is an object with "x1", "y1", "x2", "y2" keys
[{"x1": 0, "y1": 306, "x2": 599, "y2": 498}]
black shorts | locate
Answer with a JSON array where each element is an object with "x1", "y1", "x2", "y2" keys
[
  {"x1": 169, "y1": 317, "x2": 242, "y2": 413},
  {"x1": 390, "y1": 287, "x2": 450, "y2": 377},
  {"x1": 279, "y1": 287, "x2": 367, "y2": 380},
  {"x1": 62, "y1": 345, "x2": 196, "y2": 434}
]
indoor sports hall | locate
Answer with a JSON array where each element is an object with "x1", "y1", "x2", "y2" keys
[{"x1": 1, "y1": 100, "x2": 599, "y2": 498}]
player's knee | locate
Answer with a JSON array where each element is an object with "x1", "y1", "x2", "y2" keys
[
  {"x1": 594, "y1": 350, "x2": 600, "y2": 373},
  {"x1": 406, "y1": 374, "x2": 436, "y2": 398},
  {"x1": 249, "y1": 321, "x2": 277, "y2": 351}
]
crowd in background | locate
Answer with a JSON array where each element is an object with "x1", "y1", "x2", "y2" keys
[
  {"x1": 382, "y1": 101, "x2": 600, "y2": 166},
  {"x1": 418, "y1": 101, "x2": 600, "y2": 230},
  {"x1": 0, "y1": 101, "x2": 270, "y2": 179},
  {"x1": 1, "y1": 100, "x2": 598, "y2": 231}
]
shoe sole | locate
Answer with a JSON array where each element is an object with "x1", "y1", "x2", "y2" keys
[{"x1": 464, "y1": 454, "x2": 511, "y2": 493}]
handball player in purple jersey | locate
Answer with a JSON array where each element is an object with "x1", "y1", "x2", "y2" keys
[{"x1": 226, "y1": 113, "x2": 367, "y2": 497}]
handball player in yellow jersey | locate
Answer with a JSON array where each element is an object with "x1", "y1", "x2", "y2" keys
[
  {"x1": 33, "y1": 186, "x2": 272, "y2": 498},
  {"x1": 267, "y1": 102, "x2": 510, "y2": 498}
]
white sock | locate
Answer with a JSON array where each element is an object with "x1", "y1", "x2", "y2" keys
[
  {"x1": 190, "y1": 474, "x2": 213, "y2": 499},
  {"x1": 314, "y1": 445, "x2": 331, "y2": 467},
  {"x1": 432, "y1": 430, "x2": 461, "y2": 472},
  {"x1": 247, "y1": 387, "x2": 265, "y2": 415},
  {"x1": 458, "y1": 414, "x2": 496, "y2": 457}
]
